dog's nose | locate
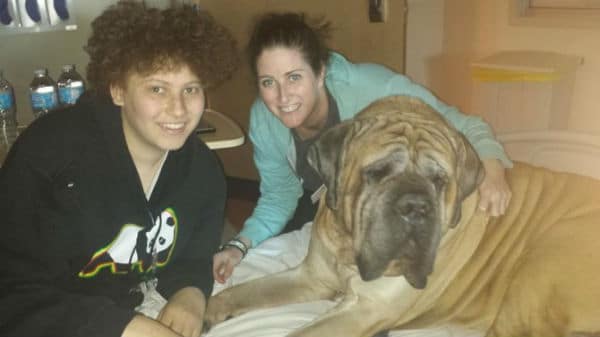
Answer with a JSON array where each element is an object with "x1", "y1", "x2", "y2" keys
[{"x1": 397, "y1": 193, "x2": 432, "y2": 223}]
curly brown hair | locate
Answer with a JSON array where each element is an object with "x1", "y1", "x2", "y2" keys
[{"x1": 85, "y1": 1, "x2": 238, "y2": 96}]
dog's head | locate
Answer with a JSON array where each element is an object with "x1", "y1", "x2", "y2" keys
[{"x1": 307, "y1": 95, "x2": 483, "y2": 289}]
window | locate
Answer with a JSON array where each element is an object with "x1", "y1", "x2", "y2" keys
[
  {"x1": 511, "y1": 0, "x2": 600, "y2": 27},
  {"x1": 528, "y1": 1, "x2": 600, "y2": 9}
]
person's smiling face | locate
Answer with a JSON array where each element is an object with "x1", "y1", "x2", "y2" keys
[
  {"x1": 110, "y1": 64, "x2": 205, "y2": 161},
  {"x1": 256, "y1": 47, "x2": 327, "y2": 136}
]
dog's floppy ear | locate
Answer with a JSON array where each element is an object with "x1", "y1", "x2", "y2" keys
[
  {"x1": 307, "y1": 121, "x2": 353, "y2": 210},
  {"x1": 450, "y1": 133, "x2": 484, "y2": 226}
]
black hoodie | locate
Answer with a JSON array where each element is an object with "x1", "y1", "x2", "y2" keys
[{"x1": 0, "y1": 94, "x2": 226, "y2": 337}]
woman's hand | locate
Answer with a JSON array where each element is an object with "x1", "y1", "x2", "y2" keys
[
  {"x1": 478, "y1": 158, "x2": 512, "y2": 217},
  {"x1": 212, "y1": 247, "x2": 244, "y2": 284},
  {"x1": 157, "y1": 287, "x2": 206, "y2": 337}
]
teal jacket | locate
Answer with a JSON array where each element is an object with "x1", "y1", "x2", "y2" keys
[{"x1": 241, "y1": 52, "x2": 512, "y2": 247}]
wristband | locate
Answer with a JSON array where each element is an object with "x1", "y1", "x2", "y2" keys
[{"x1": 219, "y1": 238, "x2": 248, "y2": 258}]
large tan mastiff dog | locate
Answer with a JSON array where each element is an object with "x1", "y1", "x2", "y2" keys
[{"x1": 205, "y1": 95, "x2": 600, "y2": 337}]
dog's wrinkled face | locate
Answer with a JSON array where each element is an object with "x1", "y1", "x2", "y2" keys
[{"x1": 307, "y1": 96, "x2": 482, "y2": 289}]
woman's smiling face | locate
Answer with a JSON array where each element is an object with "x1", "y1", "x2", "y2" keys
[{"x1": 256, "y1": 47, "x2": 327, "y2": 134}]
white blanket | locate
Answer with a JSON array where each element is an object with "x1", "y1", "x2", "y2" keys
[{"x1": 205, "y1": 223, "x2": 482, "y2": 337}]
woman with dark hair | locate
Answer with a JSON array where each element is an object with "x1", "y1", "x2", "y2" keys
[
  {"x1": 0, "y1": 2, "x2": 237, "y2": 337},
  {"x1": 214, "y1": 12, "x2": 512, "y2": 284}
]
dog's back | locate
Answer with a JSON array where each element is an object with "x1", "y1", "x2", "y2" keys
[{"x1": 404, "y1": 162, "x2": 600, "y2": 336}]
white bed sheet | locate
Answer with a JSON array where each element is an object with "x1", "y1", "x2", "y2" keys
[{"x1": 205, "y1": 223, "x2": 482, "y2": 337}]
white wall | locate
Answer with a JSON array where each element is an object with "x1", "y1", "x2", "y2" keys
[{"x1": 405, "y1": 0, "x2": 444, "y2": 87}]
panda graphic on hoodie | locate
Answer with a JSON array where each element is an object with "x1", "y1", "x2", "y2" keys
[{"x1": 79, "y1": 208, "x2": 178, "y2": 277}]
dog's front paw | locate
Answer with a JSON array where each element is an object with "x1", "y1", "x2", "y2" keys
[{"x1": 203, "y1": 293, "x2": 235, "y2": 331}]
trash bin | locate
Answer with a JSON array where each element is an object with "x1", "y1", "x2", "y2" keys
[{"x1": 471, "y1": 50, "x2": 582, "y2": 132}]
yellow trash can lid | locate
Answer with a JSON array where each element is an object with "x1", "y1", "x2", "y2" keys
[{"x1": 471, "y1": 50, "x2": 582, "y2": 82}]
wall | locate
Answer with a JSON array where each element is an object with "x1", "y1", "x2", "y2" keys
[
  {"x1": 412, "y1": 0, "x2": 600, "y2": 134},
  {"x1": 405, "y1": 0, "x2": 444, "y2": 87}
]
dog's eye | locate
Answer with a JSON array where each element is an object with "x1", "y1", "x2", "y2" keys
[
  {"x1": 363, "y1": 162, "x2": 392, "y2": 183},
  {"x1": 431, "y1": 173, "x2": 447, "y2": 190}
]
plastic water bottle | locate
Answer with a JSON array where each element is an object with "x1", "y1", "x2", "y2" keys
[
  {"x1": 0, "y1": 70, "x2": 17, "y2": 124},
  {"x1": 0, "y1": 70, "x2": 18, "y2": 154},
  {"x1": 57, "y1": 64, "x2": 85, "y2": 107},
  {"x1": 29, "y1": 68, "x2": 59, "y2": 118}
]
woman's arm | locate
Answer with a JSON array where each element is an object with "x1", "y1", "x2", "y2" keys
[
  {"x1": 238, "y1": 102, "x2": 304, "y2": 247},
  {"x1": 213, "y1": 102, "x2": 303, "y2": 283}
]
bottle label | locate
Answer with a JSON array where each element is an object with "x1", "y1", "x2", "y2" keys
[
  {"x1": 0, "y1": 92, "x2": 14, "y2": 110},
  {"x1": 30, "y1": 87, "x2": 58, "y2": 110},
  {"x1": 58, "y1": 82, "x2": 84, "y2": 105}
]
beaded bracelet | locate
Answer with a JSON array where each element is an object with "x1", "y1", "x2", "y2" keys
[{"x1": 219, "y1": 238, "x2": 248, "y2": 258}]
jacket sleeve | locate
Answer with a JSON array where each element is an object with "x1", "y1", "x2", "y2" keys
[
  {"x1": 355, "y1": 62, "x2": 512, "y2": 167},
  {"x1": 237, "y1": 101, "x2": 303, "y2": 247},
  {"x1": 157, "y1": 147, "x2": 226, "y2": 299},
  {"x1": 0, "y1": 135, "x2": 135, "y2": 337}
]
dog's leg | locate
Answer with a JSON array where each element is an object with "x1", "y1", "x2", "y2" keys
[
  {"x1": 286, "y1": 300, "x2": 393, "y2": 337},
  {"x1": 204, "y1": 262, "x2": 337, "y2": 330},
  {"x1": 284, "y1": 272, "x2": 425, "y2": 337},
  {"x1": 286, "y1": 292, "x2": 402, "y2": 337}
]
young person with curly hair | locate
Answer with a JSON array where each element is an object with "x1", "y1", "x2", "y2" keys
[
  {"x1": 213, "y1": 12, "x2": 513, "y2": 284},
  {"x1": 0, "y1": 2, "x2": 237, "y2": 337}
]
